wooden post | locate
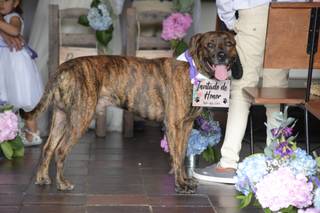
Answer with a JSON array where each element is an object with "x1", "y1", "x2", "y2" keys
[
  {"x1": 95, "y1": 110, "x2": 107, "y2": 137},
  {"x1": 48, "y1": 4, "x2": 59, "y2": 78},
  {"x1": 122, "y1": 7, "x2": 137, "y2": 138}
]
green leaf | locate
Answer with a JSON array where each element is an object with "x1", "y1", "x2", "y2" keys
[
  {"x1": 8, "y1": 136, "x2": 24, "y2": 150},
  {"x1": 280, "y1": 205, "x2": 297, "y2": 213},
  {"x1": 236, "y1": 194, "x2": 246, "y2": 200},
  {"x1": 172, "y1": 0, "x2": 194, "y2": 13},
  {"x1": 174, "y1": 40, "x2": 188, "y2": 56},
  {"x1": 263, "y1": 208, "x2": 272, "y2": 213},
  {"x1": 316, "y1": 156, "x2": 320, "y2": 168},
  {"x1": 13, "y1": 146, "x2": 24, "y2": 158},
  {"x1": 11, "y1": 136, "x2": 24, "y2": 158},
  {"x1": 90, "y1": 0, "x2": 101, "y2": 8},
  {"x1": 96, "y1": 28, "x2": 113, "y2": 47},
  {"x1": 0, "y1": 142, "x2": 13, "y2": 160},
  {"x1": 0, "y1": 104, "x2": 13, "y2": 112},
  {"x1": 238, "y1": 192, "x2": 253, "y2": 209},
  {"x1": 78, "y1": 15, "x2": 89, "y2": 27},
  {"x1": 202, "y1": 147, "x2": 216, "y2": 163}
]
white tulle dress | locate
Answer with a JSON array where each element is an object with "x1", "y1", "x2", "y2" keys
[{"x1": 0, "y1": 12, "x2": 43, "y2": 112}]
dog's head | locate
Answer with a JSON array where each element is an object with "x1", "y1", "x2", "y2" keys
[{"x1": 188, "y1": 31, "x2": 238, "y2": 81}]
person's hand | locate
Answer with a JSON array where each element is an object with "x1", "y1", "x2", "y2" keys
[{"x1": 0, "y1": 32, "x2": 24, "y2": 51}]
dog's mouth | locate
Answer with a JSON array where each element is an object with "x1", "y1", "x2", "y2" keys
[{"x1": 206, "y1": 62, "x2": 230, "y2": 81}]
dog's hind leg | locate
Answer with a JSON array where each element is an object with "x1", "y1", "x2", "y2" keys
[
  {"x1": 54, "y1": 102, "x2": 96, "y2": 191},
  {"x1": 35, "y1": 109, "x2": 67, "y2": 185},
  {"x1": 166, "y1": 119, "x2": 197, "y2": 194}
]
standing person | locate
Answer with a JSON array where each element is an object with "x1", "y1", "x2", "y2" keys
[
  {"x1": 193, "y1": 0, "x2": 290, "y2": 183},
  {"x1": 0, "y1": 0, "x2": 44, "y2": 146}
]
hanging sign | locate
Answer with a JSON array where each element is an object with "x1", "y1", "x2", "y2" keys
[{"x1": 192, "y1": 79, "x2": 230, "y2": 108}]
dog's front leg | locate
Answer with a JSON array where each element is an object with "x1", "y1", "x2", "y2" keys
[{"x1": 166, "y1": 119, "x2": 198, "y2": 194}]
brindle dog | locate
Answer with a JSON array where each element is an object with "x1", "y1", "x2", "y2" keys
[{"x1": 23, "y1": 31, "x2": 237, "y2": 194}]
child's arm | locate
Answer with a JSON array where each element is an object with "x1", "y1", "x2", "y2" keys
[
  {"x1": 0, "y1": 15, "x2": 21, "y2": 36},
  {"x1": 0, "y1": 31, "x2": 24, "y2": 50}
]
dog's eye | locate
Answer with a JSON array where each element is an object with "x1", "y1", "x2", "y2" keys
[
  {"x1": 207, "y1": 43, "x2": 215, "y2": 49},
  {"x1": 225, "y1": 41, "x2": 234, "y2": 47}
]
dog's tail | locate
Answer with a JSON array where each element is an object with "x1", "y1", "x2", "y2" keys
[{"x1": 20, "y1": 74, "x2": 58, "y2": 121}]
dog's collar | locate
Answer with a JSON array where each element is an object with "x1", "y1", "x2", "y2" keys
[{"x1": 184, "y1": 50, "x2": 199, "y2": 85}]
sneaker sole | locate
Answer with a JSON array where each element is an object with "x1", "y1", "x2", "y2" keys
[{"x1": 192, "y1": 170, "x2": 236, "y2": 184}]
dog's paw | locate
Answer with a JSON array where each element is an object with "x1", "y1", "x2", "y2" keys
[
  {"x1": 187, "y1": 178, "x2": 198, "y2": 188},
  {"x1": 57, "y1": 180, "x2": 74, "y2": 191},
  {"x1": 175, "y1": 180, "x2": 198, "y2": 194},
  {"x1": 35, "y1": 176, "x2": 52, "y2": 185}
]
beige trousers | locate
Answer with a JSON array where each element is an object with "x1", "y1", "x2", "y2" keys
[{"x1": 219, "y1": 4, "x2": 289, "y2": 169}]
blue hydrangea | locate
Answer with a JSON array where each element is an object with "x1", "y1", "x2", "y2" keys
[
  {"x1": 187, "y1": 128, "x2": 221, "y2": 156},
  {"x1": 235, "y1": 154, "x2": 268, "y2": 195},
  {"x1": 186, "y1": 120, "x2": 221, "y2": 157},
  {"x1": 289, "y1": 148, "x2": 317, "y2": 177},
  {"x1": 87, "y1": 3, "x2": 112, "y2": 31},
  {"x1": 313, "y1": 187, "x2": 320, "y2": 208}
]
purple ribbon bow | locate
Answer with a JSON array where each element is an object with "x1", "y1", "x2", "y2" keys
[{"x1": 184, "y1": 50, "x2": 199, "y2": 85}]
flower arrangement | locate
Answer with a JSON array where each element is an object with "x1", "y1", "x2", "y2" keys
[
  {"x1": 235, "y1": 110, "x2": 320, "y2": 213},
  {"x1": 161, "y1": 0, "x2": 194, "y2": 56},
  {"x1": 161, "y1": 109, "x2": 221, "y2": 162},
  {"x1": 78, "y1": 0, "x2": 114, "y2": 49},
  {"x1": 0, "y1": 101, "x2": 24, "y2": 160}
]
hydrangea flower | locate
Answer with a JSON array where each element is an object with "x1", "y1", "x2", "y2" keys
[
  {"x1": 186, "y1": 120, "x2": 221, "y2": 156},
  {"x1": 235, "y1": 154, "x2": 268, "y2": 195},
  {"x1": 160, "y1": 112, "x2": 221, "y2": 157},
  {"x1": 236, "y1": 110, "x2": 320, "y2": 212},
  {"x1": 313, "y1": 187, "x2": 320, "y2": 209},
  {"x1": 161, "y1": 12, "x2": 192, "y2": 41},
  {"x1": 289, "y1": 148, "x2": 317, "y2": 177},
  {"x1": 0, "y1": 111, "x2": 19, "y2": 143},
  {"x1": 255, "y1": 167, "x2": 313, "y2": 211},
  {"x1": 298, "y1": 208, "x2": 320, "y2": 213},
  {"x1": 160, "y1": 135, "x2": 169, "y2": 153},
  {"x1": 87, "y1": 3, "x2": 112, "y2": 31}
]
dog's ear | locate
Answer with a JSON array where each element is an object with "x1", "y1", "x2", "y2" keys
[
  {"x1": 188, "y1": 33, "x2": 202, "y2": 57},
  {"x1": 231, "y1": 54, "x2": 243, "y2": 80}
]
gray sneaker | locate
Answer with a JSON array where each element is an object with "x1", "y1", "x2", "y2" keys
[{"x1": 192, "y1": 163, "x2": 236, "y2": 184}]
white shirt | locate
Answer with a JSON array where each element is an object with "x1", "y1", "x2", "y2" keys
[{"x1": 216, "y1": 0, "x2": 306, "y2": 30}]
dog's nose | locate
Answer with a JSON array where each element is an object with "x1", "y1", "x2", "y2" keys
[{"x1": 217, "y1": 51, "x2": 226, "y2": 62}]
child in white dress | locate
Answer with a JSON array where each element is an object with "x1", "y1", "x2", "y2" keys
[{"x1": 0, "y1": 0, "x2": 44, "y2": 146}]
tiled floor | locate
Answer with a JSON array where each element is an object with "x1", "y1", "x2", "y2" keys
[{"x1": 0, "y1": 107, "x2": 319, "y2": 213}]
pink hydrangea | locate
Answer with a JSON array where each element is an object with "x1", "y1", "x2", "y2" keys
[
  {"x1": 255, "y1": 167, "x2": 313, "y2": 212},
  {"x1": 0, "y1": 111, "x2": 19, "y2": 143},
  {"x1": 160, "y1": 135, "x2": 169, "y2": 153},
  {"x1": 161, "y1": 12, "x2": 192, "y2": 41},
  {"x1": 298, "y1": 208, "x2": 320, "y2": 213}
]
